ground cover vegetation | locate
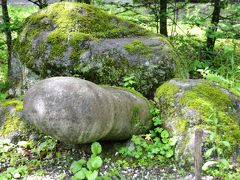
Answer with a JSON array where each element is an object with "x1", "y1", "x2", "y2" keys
[{"x1": 0, "y1": 0, "x2": 240, "y2": 179}]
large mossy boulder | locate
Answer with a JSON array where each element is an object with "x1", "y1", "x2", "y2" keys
[
  {"x1": 156, "y1": 79, "x2": 240, "y2": 169},
  {"x1": 23, "y1": 77, "x2": 152, "y2": 144},
  {"x1": 10, "y1": 2, "x2": 186, "y2": 98}
]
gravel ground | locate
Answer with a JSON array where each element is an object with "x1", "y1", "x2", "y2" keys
[
  {"x1": 24, "y1": 165, "x2": 214, "y2": 180},
  {"x1": 1, "y1": 140, "x2": 214, "y2": 180}
]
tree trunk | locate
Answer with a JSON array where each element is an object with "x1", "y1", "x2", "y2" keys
[
  {"x1": 160, "y1": 0, "x2": 168, "y2": 36},
  {"x1": 206, "y1": 0, "x2": 221, "y2": 52},
  {"x1": 1, "y1": 0, "x2": 12, "y2": 76}
]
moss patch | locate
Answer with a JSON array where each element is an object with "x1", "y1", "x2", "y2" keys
[
  {"x1": 0, "y1": 100, "x2": 28, "y2": 138},
  {"x1": 176, "y1": 119, "x2": 188, "y2": 134},
  {"x1": 1, "y1": 99, "x2": 23, "y2": 112},
  {"x1": 156, "y1": 81, "x2": 180, "y2": 108},
  {"x1": 179, "y1": 83, "x2": 233, "y2": 115},
  {"x1": 131, "y1": 105, "x2": 141, "y2": 127},
  {"x1": 124, "y1": 40, "x2": 153, "y2": 58}
]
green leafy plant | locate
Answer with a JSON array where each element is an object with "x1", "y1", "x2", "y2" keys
[
  {"x1": 119, "y1": 105, "x2": 176, "y2": 165},
  {"x1": 70, "y1": 142, "x2": 103, "y2": 180},
  {"x1": 33, "y1": 136, "x2": 57, "y2": 159},
  {"x1": 198, "y1": 68, "x2": 240, "y2": 96},
  {"x1": 0, "y1": 139, "x2": 30, "y2": 179},
  {"x1": 122, "y1": 73, "x2": 136, "y2": 90},
  {"x1": 202, "y1": 113, "x2": 240, "y2": 178}
]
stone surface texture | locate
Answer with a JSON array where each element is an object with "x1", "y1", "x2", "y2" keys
[{"x1": 23, "y1": 77, "x2": 152, "y2": 144}]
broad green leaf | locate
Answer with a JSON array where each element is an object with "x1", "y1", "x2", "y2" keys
[
  {"x1": 74, "y1": 170, "x2": 86, "y2": 179},
  {"x1": 87, "y1": 159, "x2": 93, "y2": 171},
  {"x1": 161, "y1": 130, "x2": 169, "y2": 138},
  {"x1": 154, "y1": 127, "x2": 163, "y2": 133},
  {"x1": 220, "y1": 141, "x2": 231, "y2": 148},
  {"x1": 103, "y1": 175, "x2": 111, "y2": 180},
  {"x1": 86, "y1": 170, "x2": 98, "y2": 180},
  {"x1": 219, "y1": 159, "x2": 230, "y2": 169},
  {"x1": 0, "y1": 173, "x2": 11, "y2": 180},
  {"x1": 169, "y1": 137, "x2": 177, "y2": 146},
  {"x1": 72, "y1": 176, "x2": 78, "y2": 180},
  {"x1": 202, "y1": 161, "x2": 217, "y2": 171},
  {"x1": 90, "y1": 156, "x2": 103, "y2": 170},
  {"x1": 204, "y1": 147, "x2": 215, "y2": 158},
  {"x1": 70, "y1": 160, "x2": 86, "y2": 174},
  {"x1": 153, "y1": 117, "x2": 161, "y2": 126},
  {"x1": 91, "y1": 142, "x2": 102, "y2": 155},
  {"x1": 162, "y1": 138, "x2": 169, "y2": 144},
  {"x1": 166, "y1": 149, "x2": 174, "y2": 158}
]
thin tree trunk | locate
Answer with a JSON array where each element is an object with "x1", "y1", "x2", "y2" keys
[
  {"x1": 153, "y1": 3, "x2": 159, "y2": 34},
  {"x1": 160, "y1": 0, "x2": 168, "y2": 36},
  {"x1": 206, "y1": 0, "x2": 221, "y2": 52},
  {"x1": 1, "y1": 0, "x2": 12, "y2": 76}
]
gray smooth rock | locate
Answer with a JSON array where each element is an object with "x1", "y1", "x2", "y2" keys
[{"x1": 23, "y1": 77, "x2": 152, "y2": 144}]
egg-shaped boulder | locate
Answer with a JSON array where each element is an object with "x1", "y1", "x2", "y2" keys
[{"x1": 23, "y1": 77, "x2": 152, "y2": 144}]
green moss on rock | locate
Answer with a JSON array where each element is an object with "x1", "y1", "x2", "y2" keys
[
  {"x1": 1, "y1": 99, "x2": 23, "y2": 112},
  {"x1": 179, "y1": 83, "x2": 233, "y2": 115},
  {"x1": 47, "y1": 30, "x2": 68, "y2": 59},
  {"x1": 124, "y1": 40, "x2": 153, "y2": 58},
  {"x1": 14, "y1": 2, "x2": 150, "y2": 68},
  {"x1": 176, "y1": 119, "x2": 188, "y2": 134},
  {"x1": 156, "y1": 81, "x2": 180, "y2": 112},
  {"x1": 179, "y1": 82, "x2": 240, "y2": 150},
  {"x1": 0, "y1": 100, "x2": 28, "y2": 138}
]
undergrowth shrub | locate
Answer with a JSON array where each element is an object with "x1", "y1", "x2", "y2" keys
[{"x1": 119, "y1": 105, "x2": 176, "y2": 166}]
